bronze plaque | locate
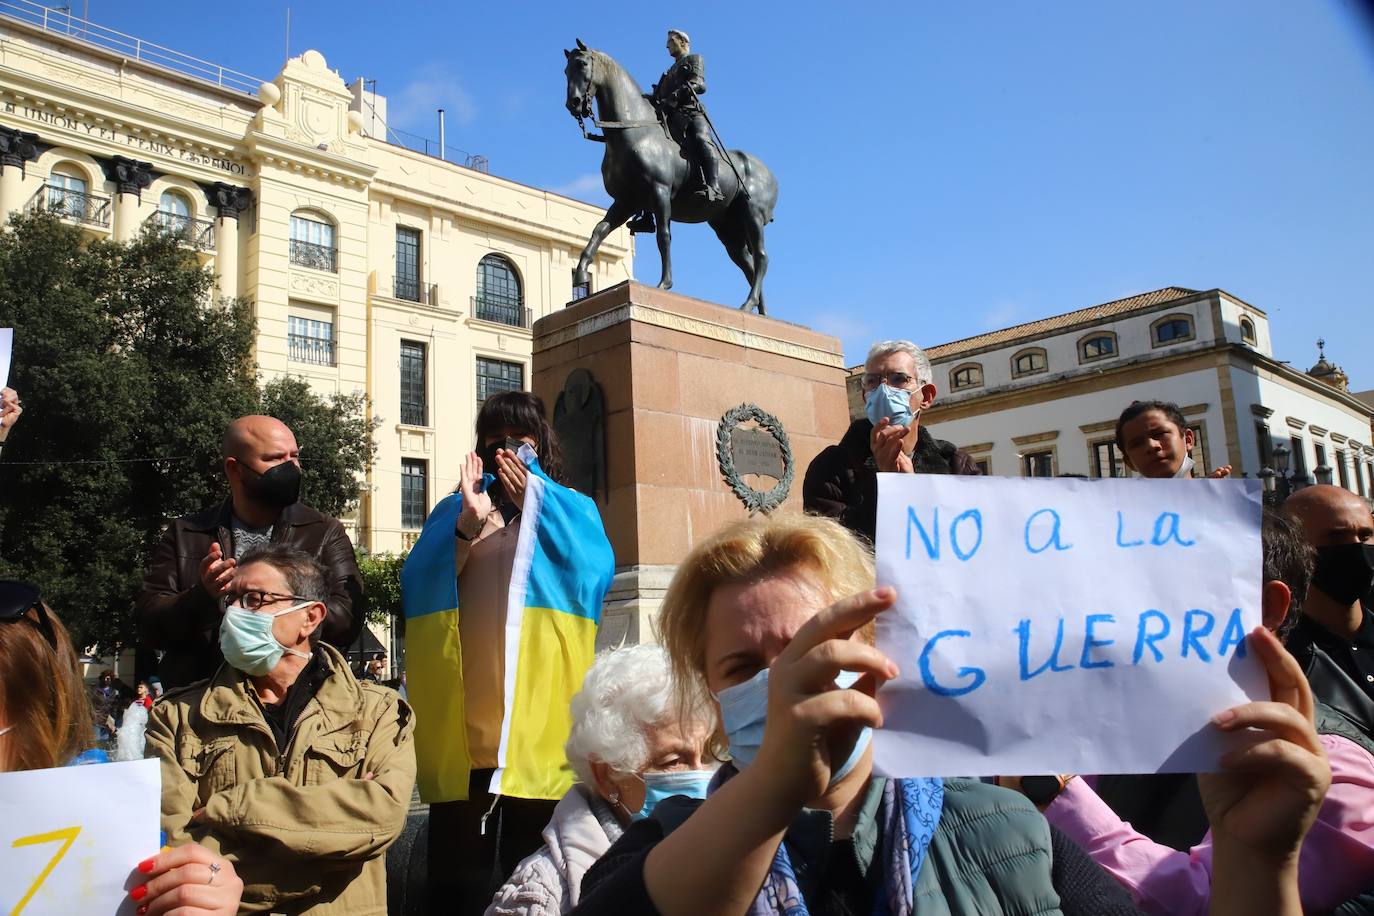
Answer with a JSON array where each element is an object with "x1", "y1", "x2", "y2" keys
[{"x1": 731, "y1": 426, "x2": 785, "y2": 479}]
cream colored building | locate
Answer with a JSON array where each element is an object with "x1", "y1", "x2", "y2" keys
[{"x1": 0, "y1": 3, "x2": 633, "y2": 563}]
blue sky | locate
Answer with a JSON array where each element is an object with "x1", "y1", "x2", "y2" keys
[{"x1": 93, "y1": 0, "x2": 1374, "y2": 387}]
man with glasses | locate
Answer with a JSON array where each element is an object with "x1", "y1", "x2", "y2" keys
[
  {"x1": 804, "y1": 339, "x2": 980, "y2": 543},
  {"x1": 137, "y1": 415, "x2": 365, "y2": 689},
  {"x1": 146, "y1": 544, "x2": 415, "y2": 915}
]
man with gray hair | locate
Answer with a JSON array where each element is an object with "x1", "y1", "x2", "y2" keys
[{"x1": 804, "y1": 339, "x2": 979, "y2": 542}]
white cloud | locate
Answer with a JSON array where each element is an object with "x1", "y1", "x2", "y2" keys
[
  {"x1": 387, "y1": 63, "x2": 477, "y2": 132},
  {"x1": 552, "y1": 173, "x2": 610, "y2": 206}
]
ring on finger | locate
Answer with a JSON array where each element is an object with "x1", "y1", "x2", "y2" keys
[{"x1": 207, "y1": 861, "x2": 221, "y2": 885}]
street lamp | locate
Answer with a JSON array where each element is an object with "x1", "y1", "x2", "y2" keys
[
  {"x1": 1315, "y1": 465, "x2": 1334, "y2": 486},
  {"x1": 1265, "y1": 442, "x2": 1309, "y2": 505},
  {"x1": 1274, "y1": 442, "x2": 1290, "y2": 476}
]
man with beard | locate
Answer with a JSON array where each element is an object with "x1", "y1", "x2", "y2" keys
[{"x1": 137, "y1": 415, "x2": 364, "y2": 689}]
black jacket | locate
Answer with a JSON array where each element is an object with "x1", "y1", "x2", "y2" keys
[
  {"x1": 136, "y1": 499, "x2": 365, "y2": 689},
  {"x1": 803, "y1": 418, "x2": 982, "y2": 543}
]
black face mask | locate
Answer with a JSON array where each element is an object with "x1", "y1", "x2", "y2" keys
[
  {"x1": 1311, "y1": 543, "x2": 1374, "y2": 606},
  {"x1": 240, "y1": 461, "x2": 302, "y2": 511}
]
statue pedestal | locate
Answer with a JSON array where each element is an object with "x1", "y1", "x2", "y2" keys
[{"x1": 532, "y1": 281, "x2": 851, "y2": 647}]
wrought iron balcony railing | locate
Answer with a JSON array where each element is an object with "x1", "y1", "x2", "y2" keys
[
  {"x1": 471, "y1": 295, "x2": 532, "y2": 329},
  {"x1": 288, "y1": 333, "x2": 336, "y2": 367},
  {"x1": 148, "y1": 211, "x2": 216, "y2": 251},
  {"x1": 393, "y1": 278, "x2": 439, "y2": 304},
  {"x1": 289, "y1": 238, "x2": 338, "y2": 273},
  {"x1": 30, "y1": 184, "x2": 111, "y2": 227}
]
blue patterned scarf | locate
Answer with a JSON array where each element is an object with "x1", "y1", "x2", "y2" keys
[{"x1": 710, "y1": 770, "x2": 944, "y2": 916}]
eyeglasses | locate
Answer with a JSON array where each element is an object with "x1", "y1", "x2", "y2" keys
[
  {"x1": 0, "y1": 580, "x2": 58, "y2": 651},
  {"x1": 220, "y1": 590, "x2": 312, "y2": 613},
  {"x1": 862, "y1": 371, "x2": 918, "y2": 391}
]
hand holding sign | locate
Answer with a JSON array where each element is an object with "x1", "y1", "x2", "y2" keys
[{"x1": 873, "y1": 475, "x2": 1267, "y2": 777}]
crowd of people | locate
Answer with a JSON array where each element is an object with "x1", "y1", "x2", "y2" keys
[{"x1": 0, "y1": 333, "x2": 1371, "y2": 915}]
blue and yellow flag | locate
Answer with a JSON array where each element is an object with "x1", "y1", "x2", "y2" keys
[{"x1": 401, "y1": 456, "x2": 615, "y2": 802}]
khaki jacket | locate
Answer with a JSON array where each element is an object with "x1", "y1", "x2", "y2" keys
[{"x1": 145, "y1": 643, "x2": 416, "y2": 915}]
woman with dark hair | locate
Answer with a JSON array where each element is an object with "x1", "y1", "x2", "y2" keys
[
  {"x1": 402, "y1": 390, "x2": 616, "y2": 915},
  {"x1": 0, "y1": 580, "x2": 243, "y2": 914}
]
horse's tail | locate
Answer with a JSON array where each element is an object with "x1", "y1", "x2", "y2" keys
[{"x1": 730, "y1": 150, "x2": 778, "y2": 223}]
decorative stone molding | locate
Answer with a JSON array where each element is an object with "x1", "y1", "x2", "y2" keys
[
  {"x1": 1309, "y1": 425, "x2": 1329, "y2": 438},
  {"x1": 1079, "y1": 419, "x2": 1117, "y2": 435},
  {"x1": 0, "y1": 127, "x2": 43, "y2": 174},
  {"x1": 1331, "y1": 433, "x2": 1349, "y2": 445},
  {"x1": 1179, "y1": 402, "x2": 1209, "y2": 417},
  {"x1": 1012, "y1": 430, "x2": 1061, "y2": 446},
  {"x1": 204, "y1": 182, "x2": 253, "y2": 219},
  {"x1": 961, "y1": 442, "x2": 995, "y2": 455},
  {"x1": 101, "y1": 155, "x2": 157, "y2": 198},
  {"x1": 288, "y1": 271, "x2": 340, "y2": 303},
  {"x1": 1285, "y1": 416, "x2": 1307, "y2": 430},
  {"x1": 1250, "y1": 404, "x2": 1275, "y2": 419}
]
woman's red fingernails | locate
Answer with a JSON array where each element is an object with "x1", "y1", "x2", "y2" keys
[
  {"x1": 137, "y1": 858, "x2": 155, "y2": 874},
  {"x1": 130, "y1": 885, "x2": 147, "y2": 901}
]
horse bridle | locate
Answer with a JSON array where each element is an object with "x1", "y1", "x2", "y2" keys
[{"x1": 572, "y1": 51, "x2": 666, "y2": 140}]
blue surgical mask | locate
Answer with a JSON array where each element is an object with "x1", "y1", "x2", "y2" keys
[
  {"x1": 219, "y1": 603, "x2": 312, "y2": 677},
  {"x1": 716, "y1": 668, "x2": 873, "y2": 786},
  {"x1": 864, "y1": 384, "x2": 914, "y2": 429},
  {"x1": 629, "y1": 769, "x2": 713, "y2": 821}
]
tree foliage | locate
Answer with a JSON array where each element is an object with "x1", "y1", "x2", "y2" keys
[
  {"x1": 356, "y1": 550, "x2": 406, "y2": 627},
  {"x1": 0, "y1": 213, "x2": 376, "y2": 651}
]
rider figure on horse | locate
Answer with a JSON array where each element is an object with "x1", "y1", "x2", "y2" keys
[{"x1": 650, "y1": 29, "x2": 724, "y2": 203}]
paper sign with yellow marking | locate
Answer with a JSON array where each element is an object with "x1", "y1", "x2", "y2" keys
[{"x1": 0, "y1": 758, "x2": 159, "y2": 915}]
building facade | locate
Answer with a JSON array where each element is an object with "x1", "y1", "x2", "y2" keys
[
  {"x1": 858, "y1": 287, "x2": 1373, "y2": 497},
  {"x1": 0, "y1": 4, "x2": 633, "y2": 557}
]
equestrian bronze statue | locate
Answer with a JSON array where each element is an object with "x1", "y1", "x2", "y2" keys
[{"x1": 563, "y1": 33, "x2": 779, "y2": 314}]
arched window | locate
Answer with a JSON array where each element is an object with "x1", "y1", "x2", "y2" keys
[
  {"x1": 159, "y1": 190, "x2": 191, "y2": 218},
  {"x1": 1078, "y1": 332, "x2": 1117, "y2": 363},
  {"x1": 289, "y1": 210, "x2": 337, "y2": 272},
  {"x1": 45, "y1": 162, "x2": 106, "y2": 226},
  {"x1": 1011, "y1": 347, "x2": 1048, "y2": 378},
  {"x1": 1240, "y1": 317, "x2": 1256, "y2": 344},
  {"x1": 1151, "y1": 314, "x2": 1194, "y2": 347},
  {"x1": 950, "y1": 363, "x2": 983, "y2": 390},
  {"x1": 475, "y1": 254, "x2": 525, "y2": 327}
]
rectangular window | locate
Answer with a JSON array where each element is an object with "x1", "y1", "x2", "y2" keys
[
  {"x1": 476, "y1": 357, "x2": 524, "y2": 407},
  {"x1": 1022, "y1": 450, "x2": 1054, "y2": 478},
  {"x1": 1092, "y1": 440, "x2": 1126, "y2": 478},
  {"x1": 1362, "y1": 462, "x2": 1371, "y2": 499},
  {"x1": 1337, "y1": 450, "x2": 1350, "y2": 490},
  {"x1": 1315, "y1": 442, "x2": 1328, "y2": 472},
  {"x1": 973, "y1": 457, "x2": 992, "y2": 476},
  {"x1": 287, "y1": 314, "x2": 335, "y2": 366},
  {"x1": 1256, "y1": 423, "x2": 1273, "y2": 469},
  {"x1": 1356, "y1": 460, "x2": 1367, "y2": 498},
  {"x1": 395, "y1": 226, "x2": 421, "y2": 301},
  {"x1": 399, "y1": 340, "x2": 427, "y2": 426},
  {"x1": 401, "y1": 459, "x2": 428, "y2": 529},
  {"x1": 1290, "y1": 436, "x2": 1307, "y2": 478},
  {"x1": 1187, "y1": 424, "x2": 1208, "y2": 475}
]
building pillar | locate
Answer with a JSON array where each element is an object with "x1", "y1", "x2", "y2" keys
[
  {"x1": 102, "y1": 156, "x2": 156, "y2": 241},
  {"x1": 205, "y1": 182, "x2": 252, "y2": 302},
  {"x1": 0, "y1": 127, "x2": 42, "y2": 222}
]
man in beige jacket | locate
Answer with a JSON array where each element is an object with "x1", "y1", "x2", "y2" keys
[{"x1": 146, "y1": 545, "x2": 415, "y2": 915}]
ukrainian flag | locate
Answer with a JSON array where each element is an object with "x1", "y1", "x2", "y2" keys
[{"x1": 401, "y1": 454, "x2": 615, "y2": 802}]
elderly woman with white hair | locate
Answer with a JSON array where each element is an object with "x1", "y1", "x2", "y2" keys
[{"x1": 485, "y1": 644, "x2": 717, "y2": 916}]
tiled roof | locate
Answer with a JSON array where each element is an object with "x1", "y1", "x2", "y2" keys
[{"x1": 925, "y1": 287, "x2": 1202, "y2": 361}]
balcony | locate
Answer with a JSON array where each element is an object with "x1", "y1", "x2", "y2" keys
[
  {"x1": 289, "y1": 238, "x2": 338, "y2": 273},
  {"x1": 471, "y1": 294, "x2": 532, "y2": 329},
  {"x1": 288, "y1": 332, "x2": 336, "y2": 367},
  {"x1": 147, "y1": 211, "x2": 215, "y2": 251},
  {"x1": 30, "y1": 184, "x2": 111, "y2": 228},
  {"x1": 393, "y1": 277, "x2": 438, "y2": 305}
]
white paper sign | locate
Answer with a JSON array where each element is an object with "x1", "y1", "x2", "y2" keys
[
  {"x1": 0, "y1": 758, "x2": 160, "y2": 916},
  {"x1": 0, "y1": 327, "x2": 12, "y2": 391},
  {"x1": 874, "y1": 475, "x2": 1267, "y2": 777}
]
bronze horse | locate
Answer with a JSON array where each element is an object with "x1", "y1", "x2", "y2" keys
[{"x1": 564, "y1": 40, "x2": 779, "y2": 314}]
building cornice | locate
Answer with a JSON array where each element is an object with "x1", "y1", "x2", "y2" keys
[{"x1": 245, "y1": 131, "x2": 375, "y2": 189}]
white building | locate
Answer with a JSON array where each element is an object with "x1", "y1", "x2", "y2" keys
[{"x1": 905, "y1": 287, "x2": 1373, "y2": 498}]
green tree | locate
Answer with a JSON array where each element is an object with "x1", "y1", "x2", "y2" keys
[
  {"x1": 258, "y1": 376, "x2": 378, "y2": 519},
  {"x1": 0, "y1": 213, "x2": 375, "y2": 651},
  {"x1": 356, "y1": 550, "x2": 406, "y2": 627}
]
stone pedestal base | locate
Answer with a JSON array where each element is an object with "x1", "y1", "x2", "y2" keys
[{"x1": 533, "y1": 281, "x2": 851, "y2": 642}]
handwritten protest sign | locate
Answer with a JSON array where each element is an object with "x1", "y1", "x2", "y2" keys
[
  {"x1": 873, "y1": 475, "x2": 1266, "y2": 777},
  {"x1": 1, "y1": 327, "x2": 11, "y2": 391},
  {"x1": 0, "y1": 758, "x2": 159, "y2": 915}
]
